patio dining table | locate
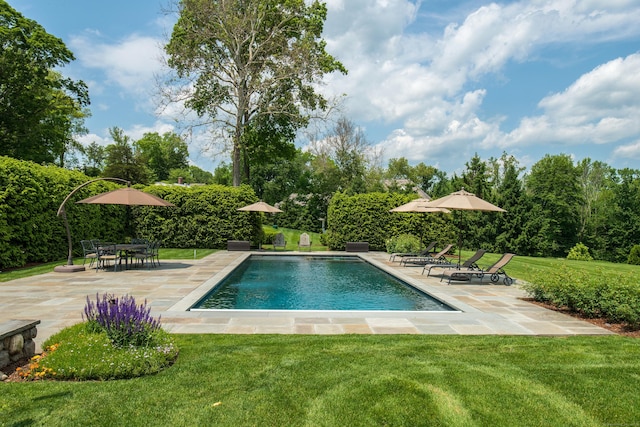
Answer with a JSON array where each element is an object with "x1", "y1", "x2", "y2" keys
[{"x1": 98, "y1": 243, "x2": 147, "y2": 270}]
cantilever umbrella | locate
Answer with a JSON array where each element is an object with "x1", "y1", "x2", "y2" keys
[
  {"x1": 425, "y1": 188, "x2": 505, "y2": 263},
  {"x1": 76, "y1": 187, "x2": 175, "y2": 207},
  {"x1": 55, "y1": 181, "x2": 175, "y2": 273}
]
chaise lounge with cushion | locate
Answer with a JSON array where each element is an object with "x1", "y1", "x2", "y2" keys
[
  {"x1": 441, "y1": 253, "x2": 516, "y2": 285},
  {"x1": 389, "y1": 241, "x2": 437, "y2": 262},
  {"x1": 400, "y1": 244, "x2": 454, "y2": 266},
  {"x1": 422, "y1": 249, "x2": 487, "y2": 276}
]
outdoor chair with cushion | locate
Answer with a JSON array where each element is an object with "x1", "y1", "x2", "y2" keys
[
  {"x1": 273, "y1": 233, "x2": 286, "y2": 250},
  {"x1": 95, "y1": 243, "x2": 122, "y2": 272},
  {"x1": 441, "y1": 253, "x2": 516, "y2": 285},
  {"x1": 400, "y1": 244, "x2": 454, "y2": 266},
  {"x1": 80, "y1": 240, "x2": 98, "y2": 267},
  {"x1": 422, "y1": 249, "x2": 486, "y2": 276},
  {"x1": 389, "y1": 241, "x2": 437, "y2": 262},
  {"x1": 133, "y1": 240, "x2": 156, "y2": 269},
  {"x1": 152, "y1": 241, "x2": 161, "y2": 266},
  {"x1": 298, "y1": 233, "x2": 311, "y2": 251}
]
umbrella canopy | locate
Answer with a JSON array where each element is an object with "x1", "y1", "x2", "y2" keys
[
  {"x1": 390, "y1": 198, "x2": 451, "y2": 213},
  {"x1": 238, "y1": 201, "x2": 283, "y2": 213},
  {"x1": 76, "y1": 187, "x2": 175, "y2": 206},
  {"x1": 425, "y1": 189, "x2": 505, "y2": 212},
  {"x1": 425, "y1": 189, "x2": 505, "y2": 264},
  {"x1": 390, "y1": 198, "x2": 450, "y2": 250}
]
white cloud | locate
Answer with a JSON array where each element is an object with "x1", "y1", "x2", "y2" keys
[
  {"x1": 498, "y1": 53, "x2": 640, "y2": 147},
  {"x1": 613, "y1": 140, "x2": 640, "y2": 159},
  {"x1": 319, "y1": 0, "x2": 640, "y2": 169},
  {"x1": 70, "y1": 33, "x2": 165, "y2": 94}
]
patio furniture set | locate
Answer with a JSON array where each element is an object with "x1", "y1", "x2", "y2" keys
[{"x1": 81, "y1": 239, "x2": 161, "y2": 271}]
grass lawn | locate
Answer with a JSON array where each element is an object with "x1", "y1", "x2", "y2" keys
[
  {"x1": 454, "y1": 250, "x2": 639, "y2": 285},
  {"x1": 261, "y1": 226, "x2": 327, "y2": 251},
  {"x1": 2, "y1": 334, "x2": 639, "y2": 426}
]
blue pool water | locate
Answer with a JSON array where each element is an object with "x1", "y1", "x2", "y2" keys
[{"x1": 193, "y1": 255, "x2": 455, "y2": 311}]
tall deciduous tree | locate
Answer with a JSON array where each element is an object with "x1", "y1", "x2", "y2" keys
[
  {"x1": 135, "y1": 132, "x2": 189, "y2": 181},
  {"x1": 525, "y1": 154, "x2": 582, "y2": 256},
  {"x1": 103, "y1": 127, "x2": 150, "y2": 185},
  {"x1": 0, "y1": 1, "x2": 89, "y2": 164},
  {"x1": 165, "y1": 0, "x2": 346, "y2": 186}
]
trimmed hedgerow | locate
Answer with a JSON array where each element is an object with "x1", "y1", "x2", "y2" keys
[
  {"x1": 326, "y1": 192, "x2": 455, "y2": 251},
  {"x1": 0, "y1": 156, "x2": 127, "y2": 270},
  {"x1": 0, "y1": 156, "x2": 262, "y2": 269},
  {"x1": 522, "y1": 266, "x2": 640, "y2": 329},
  {"x1": 133, "y1": 184, "x2": 260, "y2": 249}
]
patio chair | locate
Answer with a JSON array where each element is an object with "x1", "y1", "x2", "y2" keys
[
  {"x1": 441, "y1": 253, "x2": 516, "y2": 285},
  {"x1": 133, "y1": 240, "x2": 155, "y2": 269},
  {"x1": 80, "y1": 240, "x2": 98, "y2": 267},
  {"x1": 389, "y1": 241, "x2": 437, "y2": 262},
  {"x1": 273, "y1": 233, "x2": 286, "y2": 250},
  {"x1": 422, "y1": 249, "x2": 486, "y2": 276},
  {"x1": 95, "y1": 243, "x2": 122, "y2": 272},
  {"x1": 400, "y1": 244, "x2": 454, "y2": 266},
  {"x1": 298, "y1": 233, "x2": 311, "y2": 251}
]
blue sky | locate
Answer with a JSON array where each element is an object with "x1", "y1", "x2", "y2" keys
[{"x1": 10, "y1": 0, "x2": 640, "y2": 175}]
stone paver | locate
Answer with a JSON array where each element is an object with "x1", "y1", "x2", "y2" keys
[{"x1": 0, "y1": 251, "x2": 612, "y2": 351}]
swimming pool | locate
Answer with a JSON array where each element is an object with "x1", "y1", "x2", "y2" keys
[{"x1": 192, "y1": 255, "x2": 455, "y2": 311}]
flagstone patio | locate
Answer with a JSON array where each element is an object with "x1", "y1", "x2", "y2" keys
[{"x1": 0, "y1": 250, "x2": 611, "y2": 352}]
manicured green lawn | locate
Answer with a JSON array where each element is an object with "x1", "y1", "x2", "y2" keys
[
  {"x1": 2, "y1": 334, "x2": 639, "y2": 426},
  {"x1": 261, "y1": 226, "x2": 327, "y2": 251},
  {"x1": 455, "y1": 250, "x2": 639, "y2": 284}
]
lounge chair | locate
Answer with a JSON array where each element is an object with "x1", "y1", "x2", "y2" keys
[
  {"x1": 441, "y1": 253, "x2": 516, "y2": 285},
  {"x1": 389, "y1": 241, "x2": 437, "y2": 262},
  {"x1": 422, "y1": 249, "x2": 486, "y2": 276},
  {"x1": 273, "y1": 232, "x2": 286, "y2": 250},
  {"x1": 298, "y1": 233, "x2": 311, "y2": 251},
  {"x1": 400, "y1": 244, "x2": 454, "y2": 266}
]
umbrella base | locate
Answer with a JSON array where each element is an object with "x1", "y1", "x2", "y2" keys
[{"x1": 54, "y1": 264, "x2": 86, "y2": 273}]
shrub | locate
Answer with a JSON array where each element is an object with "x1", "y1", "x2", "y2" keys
[
  {"x1": 567, "y1": 243, "x2": 593, "y2": 261},
  {"x1": 523, "y1": 267, "x2": 640, "y2": 329},
  {"x1": 627, "y1": 244, "x2": 640, "y2": 265},
  {"x1": 83, "y1": 293, "x2": 161, "y2": 347},
  {"x1": 386, "y1": 234, "x2": 420, "y2": 254}
]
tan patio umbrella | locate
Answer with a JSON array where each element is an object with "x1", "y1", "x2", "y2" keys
[
  {"x1": 55, "y1": 179, "x2": 175, "y2": 273},
  {"x1": 390, "y1": 198, "x2": 451, "y2": 213},
  {"x1": 237, "y1": 200, "x2": 283, "y2": 213},
  {"x1": 76, "y1": 187, "x2": 176, "y2": 207},
  {"x1": 238, "y1": 201, "x2": 283, "y2": 249},
  {"x1": 390, "y1": 198, "x2": 450, "y2": 249},
  {"x1": 425, "y1": 188, "x2": 505, "y2": 263}
]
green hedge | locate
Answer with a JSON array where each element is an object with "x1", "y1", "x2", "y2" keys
[
  {"x1": 0, "y1": 156, "x2": 127, "y2": 270},
  {"x1": 0, "y1": 157, "x2": 261, "y2": 269},
  {"x1": 325, "y1": 192, "x2": 456, "y2": 251},
  {"x1": 523, "y1": 266, "x2": 640, "y2": 328},
  {"x1": 134, "y1": 184, "x2": 260, "y2": 248}
]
